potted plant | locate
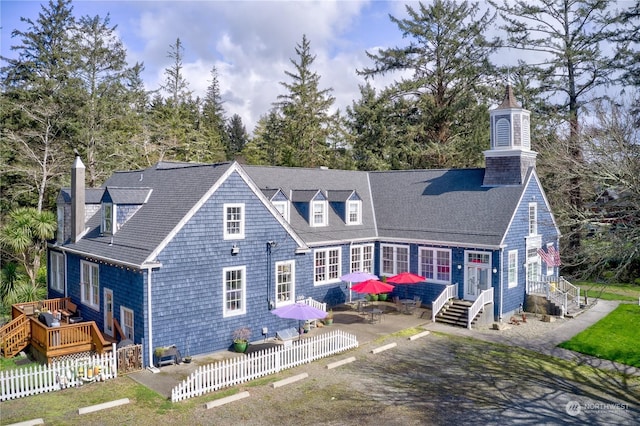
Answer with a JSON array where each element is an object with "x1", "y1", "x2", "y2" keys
[
  {"x1": 232, "y1": 327, "x2": 251, "y2": 353},
  {"x1": 324, "y1": 309, "x2": 334, "y2": 326},
  {"x1": 378, "y1": 293, "x2": 388, "y2": 302},
  {"x1": 370, "y1": 293, "x2": 379, "y2": 301}
]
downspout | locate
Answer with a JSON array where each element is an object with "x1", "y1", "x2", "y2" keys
[
  {"x1": 146, "y1": 266, "x2": 153, "y2": 368},
  {"x1": 64, "y1": 251, "x2": 68, "y2": 297},
  {"x1": 499, "y1": 248, "x2": 504, "y2": 322}
]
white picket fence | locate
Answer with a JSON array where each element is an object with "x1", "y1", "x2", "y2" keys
[
  {"x1": 0, "y1": 344, "x2": 118, "y2": 401},
  {"x1": 171, "y1": 329, "x2": 358, "y2": 402}
]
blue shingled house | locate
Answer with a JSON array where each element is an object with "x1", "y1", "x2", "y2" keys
[{"x1": 47, "y1": 87, "x2": 563, "y2": 366}]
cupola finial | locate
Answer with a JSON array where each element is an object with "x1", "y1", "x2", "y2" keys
[{"x1": 498, "y1": 85, "x2": 520, "y2": 109}]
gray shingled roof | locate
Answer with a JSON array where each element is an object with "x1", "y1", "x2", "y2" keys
[
  {"x1": 103, "y1": 187, "x2": 152, "y2": 205},
  {"x1": 62, "y1": 162, "x2": 233, "y2": 266},
  {"x1": 58, "y1": 188, "x2": 104, "y2": 204},
  {"x1": 60, "y1": 161, "x2": 528, "y2": 266},
  {"x1": 243, "y1": 165, "x2": 377, "y2": 244},
  {"x1": 368, "y1": 168, "x2": 525, "y2": 247}
]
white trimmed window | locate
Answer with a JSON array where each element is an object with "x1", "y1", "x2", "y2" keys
[
  {"x1": 528, "y1": 202, "x2": 538, "y2": 235},
  {"x1": 81, "y1": 261, "x2": 100, "y2": 309},
  {"x1": 311, "y1": 201, "x2": 328, "y2": 226},
  {"x1": 419, "y1": 248, "x2": 451, "y2": 283},
  {"x1": 224, "y1": 203, "x2": 245, "y2": 239},
  {"x1": 121, "y1": 307, "x2": 134, "y2": 340},
  {"x1": 346, "y1": 200, "x2": 361, "y2": 225},
  {"x1": 381, "y1": 244, "x2": 409, "y2": 276},
  {"x1": 276, "y1": 261, "x2": 295, "y2": 305},
  {"x1": 223, "y1": 266, "x2": 246, "y2": 316},
  {"x1": 314, "y1": 247, "x2": 341, "y2": 284},
  {"x1": 508, "y1": 250, "x2": 518, "y2": 288},
  {"x1": 50, "y1": 252, "x2": 65, "y2": 292},
  {"x1": 351, "y1": 244, "x2": 374, "y2": 273},
  {"x1": 273, "y1": 201, "x2": 289, "y2": 222},
  {"x1": 102, "y1": 203, "x2": 114, "y2": 234}
]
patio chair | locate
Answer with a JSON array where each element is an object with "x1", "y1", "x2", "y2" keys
[
  {"x1": 413, "y1": 298, "x2": 422, "y2": 316},
  {"x1": 406, "y1": 298, "x2": 420, "y2": 315},
  {"x1": 393, "y1": 297, "x2": 403, "y2": 313}
]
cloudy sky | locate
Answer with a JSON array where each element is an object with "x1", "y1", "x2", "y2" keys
[{"x1": 2, "y1": 0, "x2": 423, "y2": 133}]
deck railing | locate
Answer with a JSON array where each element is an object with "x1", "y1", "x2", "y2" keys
[
  {"x1": 526, "y1": 276, "x2": 580, "y2": 315},
  {"x1": 467, "y1": 288, "x2": 494, "y2": 329},
  {"x1": 302, "y1": 297, "x2": 327, "y2": 312},
  {"x1": 171, "y1": 329, "x2": 358, "y2": 402},
  {"x1": 431, "y1": 284, "x2": 458, "y2": 322}
]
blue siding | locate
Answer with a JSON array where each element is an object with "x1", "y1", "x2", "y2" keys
[
  {"x1": 149, "y1": 171, "x2": 309, "y2": 362},
  {"x1": 60, "y1": 252, "x2": 144, "y2": 340},
  {"x1": 500, "y1": 176, "x2": 559, "y2": 318}
]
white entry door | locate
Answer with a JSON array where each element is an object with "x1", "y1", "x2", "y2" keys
[
  {"x1": 104, "y1": 288, "x2": 114, "y2": 337},
  {"x1": 464, "y1": 252, "x2": 491, "y2": 301}
]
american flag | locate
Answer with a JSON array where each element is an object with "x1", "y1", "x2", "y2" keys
[{"x1": 537, "y1": 245, "x2": 561, "y2": 266}]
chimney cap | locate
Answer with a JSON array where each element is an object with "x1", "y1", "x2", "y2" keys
[{"x1": 73, "y1": 156, "x2": 85, "y2": 169}]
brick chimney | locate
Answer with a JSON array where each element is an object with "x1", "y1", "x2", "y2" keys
[{"x1": 71, "y1": 156, "x2": 86, "y2": 242}]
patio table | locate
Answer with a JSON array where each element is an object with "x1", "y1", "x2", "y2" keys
[
  {"x1": 400, "y1": 299, "x2": 416, "y2": 314},
  {"x1": 362, "y1": 307, "x2": 383, "y2": 324}
]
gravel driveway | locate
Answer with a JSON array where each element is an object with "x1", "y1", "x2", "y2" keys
[{"x1": 182, "y1": 331, "x2": 639, "y2": 425}]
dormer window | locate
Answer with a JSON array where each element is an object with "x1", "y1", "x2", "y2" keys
[
  {"x1": 273, "y1": 201, "x2": 290, "y2": 222},
  {"x1": 102, "y1": 202, "x2": 114, "y2": 234},
  {"x1": 347, "y1": 200, "x2": 361, "y2": 225},
  {"x1": 311, "y1": 200, "x2": 327, "y2": 227}
]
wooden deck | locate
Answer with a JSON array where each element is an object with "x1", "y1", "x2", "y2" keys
[{"x1": 1, "y1": 298, "x2": 114, "y2": 363}]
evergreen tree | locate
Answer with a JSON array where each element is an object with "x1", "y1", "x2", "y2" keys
[
  {"x1": 242, "y1": 109, "x2": 285, "y2": 165},
  {"x1": 74, "y1": 13, "x2": 129, "y2": 187},
  {"x1": 152, "y1": 38, "x2": 200, "y2": 161},
  {"x1": 358, "y1": 0, "x2": 498, "y2": 169},
  {"x1": 226, "y1": 114, "x2": 249, "y2": 159},
  {"x1": 275, "y1": 35, "x2": 338, "y2": 167},
  {"x1": 614, "y1": 1, "x2": 640, "y2": 123},
  {"x1": 201, "y1": 66, "x2": 230, "y2": 160}
]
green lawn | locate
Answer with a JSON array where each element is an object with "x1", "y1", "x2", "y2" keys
[
  {"x1": 577, "y1": 282, "x2": 640, "y2": 302},
  {"x1": 559, "y1": 303, "x2": 640, "y2": 368}
]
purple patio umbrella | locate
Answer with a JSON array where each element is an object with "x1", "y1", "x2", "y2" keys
[
  {"x1": 271, "y1": 302, "x2": 328, "y2": 338},
  {"x1": 340, "y1": 271, "x2": 378, "y2": 282}
]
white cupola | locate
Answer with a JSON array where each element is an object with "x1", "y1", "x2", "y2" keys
[{"x1": 483, "y1": 86, "x2": 537, "y2": 186}]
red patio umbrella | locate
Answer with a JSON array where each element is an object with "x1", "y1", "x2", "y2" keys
[
  {"x1": 386, "y1": 272, "x2": 426, "y2": 284},
  {"x1": 351, "y1": 279, "x2": 395, "y2": 294},
  {"x1": 387, "y1": 272, "x2": 426, "y2": 298}
]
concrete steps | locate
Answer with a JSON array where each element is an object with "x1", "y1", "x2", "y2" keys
[{"x1": 435, "y1": 299, "x2": 478, "y2": 328}]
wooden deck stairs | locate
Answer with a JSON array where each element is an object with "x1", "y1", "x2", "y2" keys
[{"x1": 434, "y1": 299, "x2": 478, "y2": 328}]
